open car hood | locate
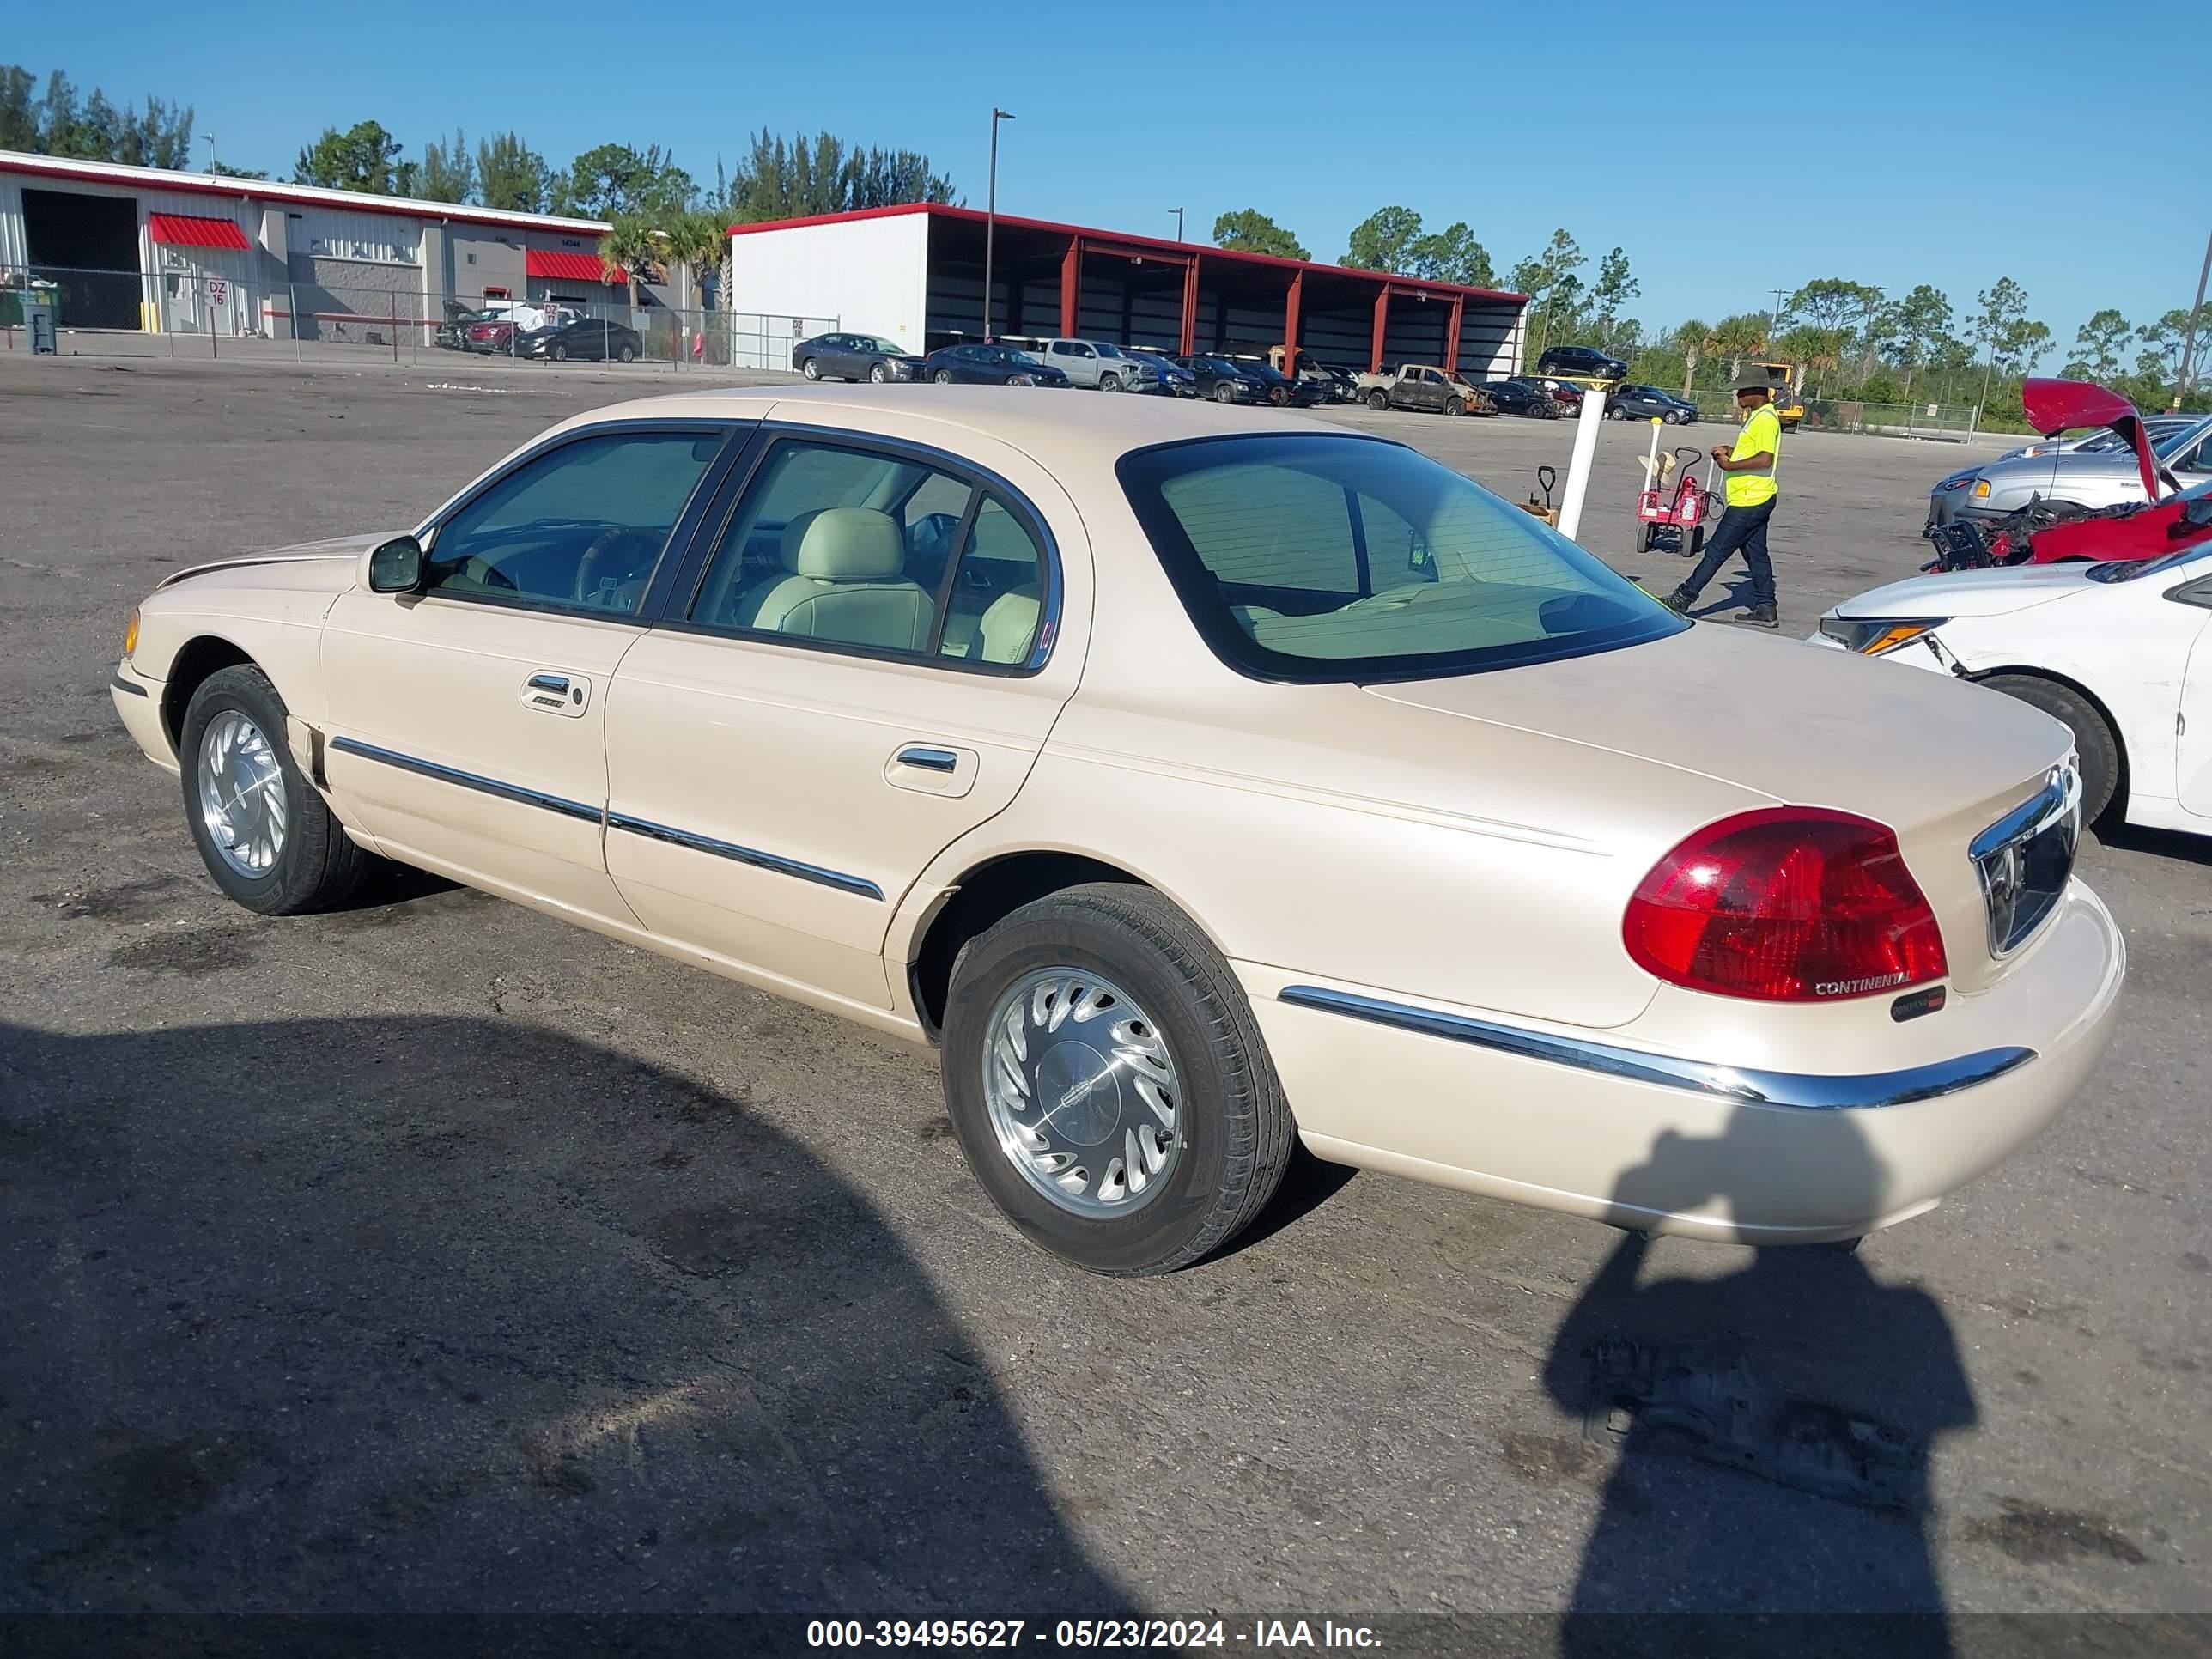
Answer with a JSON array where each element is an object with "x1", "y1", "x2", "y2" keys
[{"x1": 2022, "y1": 377, "x2": 2167, "y2": 500}]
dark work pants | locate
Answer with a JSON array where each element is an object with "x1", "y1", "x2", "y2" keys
[{"x1": 1679, "y1": 498, "x2": 1778, "y2": 608}]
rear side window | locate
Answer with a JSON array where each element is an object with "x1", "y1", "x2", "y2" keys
[
  {"x1": 1118, "y1": 434, "x2": 1682, "y2": 683},
  {"x1": 686, "y1": 438, "x2": 1049, "y2": 668}
]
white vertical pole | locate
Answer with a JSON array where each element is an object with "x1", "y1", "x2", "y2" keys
[{"x1": 1554, "y1": 386, "x2": 1608, "y2": 544}]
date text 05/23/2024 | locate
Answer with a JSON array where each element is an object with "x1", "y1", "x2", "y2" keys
[{"x1": 805, "y1": 1620, "x2": 1383, "y2": 1650}]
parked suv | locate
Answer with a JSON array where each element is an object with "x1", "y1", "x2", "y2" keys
[
  {"x1": 1605, "y1": 384, "x2": 1698, "y2": 424},
  {"x1": 1535, "y1": 344, "x2": 1628, "y2": 382}
]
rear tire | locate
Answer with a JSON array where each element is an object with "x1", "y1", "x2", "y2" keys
[
  {"x1": 550, "y1": 343, "x2": 568, "y2": 362},
  {"x1": 1367, "y1": 389, "x2": 1389, "y2": 411},
  {"x1": 940, "y1": 883, "x2": 1296, "y2": 1276},
  {"x1": 179, "y1": 665, "x2": 379, "y2": 916},
  {"x1": 1978, "y1": 674, "x2": 2122, "y2": 825},
  {"x1": 1635, "y1": 524, "x2": 1653, "y2": 555}
]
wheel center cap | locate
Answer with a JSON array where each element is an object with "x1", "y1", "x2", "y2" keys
[{"x1": 1034, "y1": 1041, "x2": 1121, "y2": 1147}]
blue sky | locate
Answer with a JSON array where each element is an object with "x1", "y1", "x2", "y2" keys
[{"x1": 50, "y1": 0, "x2": 2209, "y2": 356}]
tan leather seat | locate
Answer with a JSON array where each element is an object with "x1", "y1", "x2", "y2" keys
[{"x1": 736, "y1": 507, "x2": 933, "y2": 651}]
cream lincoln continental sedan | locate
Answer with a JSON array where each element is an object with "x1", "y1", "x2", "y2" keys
[{"x1": 112, "y1": 387, "x2": 2124, "y2": 1274}]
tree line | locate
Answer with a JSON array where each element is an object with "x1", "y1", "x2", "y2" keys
[
  {"x1": 3, "y1": 62, "x2": 957, "y2": 301},
  {"x1": 1210, "y1": 204, "x2": 2205, "y2": 425}
]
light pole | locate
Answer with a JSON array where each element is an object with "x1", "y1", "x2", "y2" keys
[
  {"x1": 201, "y1": 133, "x2": 217, "y2": 176},
  {"x1": 2170, "y1": 225, "x2": 2211, "y2": 413},
  {"x1": 982, "y1": 108, "x2": 1014, "y2": 342},
  {"x1": 1170, "y1": 207, "x2": 1184, "y2": 242}
]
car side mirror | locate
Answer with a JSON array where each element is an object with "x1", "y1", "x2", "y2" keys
[
  {"x1": 2182, "y1": 496, "x2": 2212, "y2": 531},
  {"x1": 367, "y1": 533, "x2": 425, "y2": 594}
]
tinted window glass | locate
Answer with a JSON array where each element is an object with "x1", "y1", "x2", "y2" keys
[
  {"x1": 426, "y1": 431, "x2": 717, "y2": 613},
  {"x1": 1119, "y1": 434, "x2": 1683, "y2": 682}
]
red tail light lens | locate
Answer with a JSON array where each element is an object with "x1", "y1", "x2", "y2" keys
[{"x1": 1624, "y1": 808, "x2": 1948, "y2": 1001}]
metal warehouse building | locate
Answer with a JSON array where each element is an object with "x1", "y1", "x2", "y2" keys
[
  {"x1": 726, "y1": 204, "x2": 1528, "y2": 378},
  {"x1": 0, "y1": 150, "x2": 617, "y2": 339}
]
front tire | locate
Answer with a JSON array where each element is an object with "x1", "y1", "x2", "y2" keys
[
  {"x1": 868, "y1": 362, "x2": 890, "y2": 383},
  {"x1": 1099, "y1": 373, "x2": 1121, "y2": 392},
  {"x1": 1978, "y1": 674, "x2": 2123, "y2": 825},
  {"x1": 801, "y1": 357, "x2": 822, "y2": 380},
  {"x1": 179, "y1": 665, "x2": 378, "y2": 915},
  {"x1": 933, "y1": 368, "x2": 955, "y2": 384},
  {"x1": 1213, "y1": 381, "x2": 1238, "y2": 404},
  {"x1": 617, "y1": 344, "x2": 635, "y2": 363},
  {"x1": 1367, "y1": 389, "x2": 1389, "y2": 411},
  {"x1": 941, "y1": 884, "x2": 1296, "y2": 1276},
  {"x1": 1444, "y1": 396, "x2": 1466, "y2": 417}
]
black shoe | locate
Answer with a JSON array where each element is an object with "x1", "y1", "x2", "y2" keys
[
  {"x1": 1660, "y1": 588, "x2": 1693, "y2": 613},
  {"x1": 1745, "y1": 604, "x2": 1779, "y2": 629}
]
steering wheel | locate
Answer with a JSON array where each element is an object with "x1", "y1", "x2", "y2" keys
[{"x1": 573, "y1": 527, "x2": 662, "y2": 611}]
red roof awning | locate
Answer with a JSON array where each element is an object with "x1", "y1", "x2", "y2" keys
[
  {"x1": 526, "y1": 249, "x2": 619, "y2": 283},
  {"x1": 149, "y1": 212, "x2": 253, "y2": 251}
]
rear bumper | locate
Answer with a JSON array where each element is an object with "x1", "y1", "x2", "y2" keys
[
  {"x1": 111, "y1": 660, "x2": 176, "y2": 774},
  {"x1": 1237, "y1": 880, "x2": 2124, "y2": 1245}
]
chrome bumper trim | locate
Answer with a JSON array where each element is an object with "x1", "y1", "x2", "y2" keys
[
  {"x1": 1277, "y1": 985, "x2": 2035, "y2": 1111},
  {"x1": 607, "y1": 812, "x2": 884, "y2": 901},
  {"x1": 329, "y1": 736, "x2": 601, "y2": 823}
]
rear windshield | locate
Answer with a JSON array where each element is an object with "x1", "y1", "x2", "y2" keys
[{"x1": 1118, "y1": 434, "x2": 1684, "y2": 683}]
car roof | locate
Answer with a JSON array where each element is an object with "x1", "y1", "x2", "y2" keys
[{"x1": 563, "y1": 383, "x2": 1350, "y2": 470}]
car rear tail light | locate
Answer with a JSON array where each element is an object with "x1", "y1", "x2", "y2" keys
[{"x1": 1623, "y1": 808, "x2": 1948, "y2": 1001}]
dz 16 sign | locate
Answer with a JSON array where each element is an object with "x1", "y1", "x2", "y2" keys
[{"x1": 202, "y1": 276, "x2": 229, "y2": 308}]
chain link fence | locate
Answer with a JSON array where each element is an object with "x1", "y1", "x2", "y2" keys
[
  {"x1": 3, "y1": 265, "x2": 834, "y2": 375},
  {"x1": 1683, "y1": 387, "x2": 1982, "y2": 440}
]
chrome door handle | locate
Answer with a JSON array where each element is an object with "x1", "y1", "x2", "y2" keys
[
  {"x1": 896, "y1": 745, "x2": 959, "y2": 774},
  {"x1": 520, "y1": 672, "x2": 589, "y2": 716}
]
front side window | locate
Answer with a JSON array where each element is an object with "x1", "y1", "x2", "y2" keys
[
  {"x1": 688, "y1": 438, "x2": 1048, "y2": 666},
  {"x1": 1118, "y1": 434, "x2": 1683, "y2": 683},
  {"x1": 425, "y1": 430, "x2": 720, "y2": 613}
]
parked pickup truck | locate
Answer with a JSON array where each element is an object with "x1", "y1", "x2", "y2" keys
[
  {"x1": 1356, "y1": 363, "x2": 1494, "y2": 416},
  {"x1": 1030, "y1": 337, "x2": 1154, "y2": 391}
]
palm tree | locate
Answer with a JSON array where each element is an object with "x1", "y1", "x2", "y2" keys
[
  {"x1": 1670, "y1": 318, "x2": 1717, "y2": 398},
  {"x1": 598, "y1": 216, "x2": 659, "y2": 311},
  {"x1": 656, "y1": 210, "x2": 726, "y2": 323},
  {"x1": 1711, "y1": 312, "x2": 1771, "y2": 386}
]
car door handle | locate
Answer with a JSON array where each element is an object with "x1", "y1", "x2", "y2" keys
[
  {"x1": 520, "y1": 672, "x2": 590, "y2": 717},
  {"x1": 886, "y1": 743, "x2": 977, "y2": 798}
]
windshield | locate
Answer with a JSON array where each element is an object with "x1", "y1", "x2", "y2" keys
[
  {"x1": 1094, "y1": 343, "x2": 1124, "y2": 357},
  {"x1": 858, "y1": 337, "x2": 901, "y2": 353},
  {"x1": 1117, "y1": 434, "x2": 1685, "y2": 683}
]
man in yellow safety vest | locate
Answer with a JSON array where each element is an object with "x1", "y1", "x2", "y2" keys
[{"x1": 1663, "y1": 374, "x2": 1784, "y2": 627}]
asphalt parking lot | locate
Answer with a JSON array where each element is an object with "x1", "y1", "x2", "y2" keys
[{"x1": 2, "y1": 354, "x2": 2206, "y2": 1644}]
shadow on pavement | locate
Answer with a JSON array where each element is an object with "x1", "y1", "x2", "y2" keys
[
  {"x1": 0, "y1": 1016, "x2": 1130, "y2": 1623},
  {"x1": 1544, "y1": 1111, "x2": 1975, "y2": 1656}
]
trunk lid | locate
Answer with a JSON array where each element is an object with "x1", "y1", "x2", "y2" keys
[{"x1": 1364, "y1": 625, "x2": 2075, "y2": 993}]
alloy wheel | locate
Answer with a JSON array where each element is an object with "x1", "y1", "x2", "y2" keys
[
  {"x1": 196, "y1": 710, "x2": 287, "y2": 878},
  {"x1": 981, "y1": 969, "x2": 1183, "y2": 1218}
]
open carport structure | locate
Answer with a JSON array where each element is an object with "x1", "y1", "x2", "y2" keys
[{"x1": 726, "y1": 204, "x2": 1528, "y2": 378}]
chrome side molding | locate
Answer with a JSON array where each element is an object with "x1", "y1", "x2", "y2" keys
[
  {"x1": 329, "y1": 736, "x2": 884, "y2": 902},
  {"x1": 1277, "y1": 985, "x2": 2036, "y2": 1111},
  {"x1": 329, "y1": 736, "x2": 601, "y2": 823},
  {"x1": 606, "y1": 812, "x2": 884, "y2": 900}
]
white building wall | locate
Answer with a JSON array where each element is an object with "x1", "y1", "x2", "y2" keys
[
  {"x1": 0, "y1": 174, "x2": 24, "y2": 270},
  {"x1": 726, "y1": 214, "x2": 928, "y2": 356}
]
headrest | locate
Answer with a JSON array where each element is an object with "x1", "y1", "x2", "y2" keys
[
  {"x1": 977, "y1": 586, "x2": 1042, "y2": 664},
  {"x1": 793, "y1": 507, "x2": 904, "y2": 581},
  {"x1": 778, "y1": 509, "x2": 825, "y2": 571}
]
